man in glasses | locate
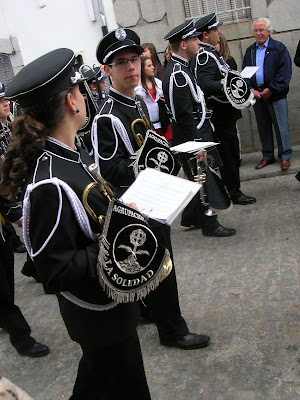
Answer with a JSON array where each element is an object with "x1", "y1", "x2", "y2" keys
[
  {"x1": 242, "y1": 17, "x2": 292, "y2": 171},
  {"x1": 91, "y1": 28, "x2": 210, "y2": 350}
]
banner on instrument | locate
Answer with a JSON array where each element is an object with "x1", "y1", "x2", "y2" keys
[
  {"x1": 131, "y1": 129, "x2": 180, "y2": 177},
  {"x1": 97, "y1": 198, "x2": 172, "y2": 302}
]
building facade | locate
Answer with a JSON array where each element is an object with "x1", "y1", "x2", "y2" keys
[{"x1": 113, "y1": 0, "x2": 300, "y2": 152}]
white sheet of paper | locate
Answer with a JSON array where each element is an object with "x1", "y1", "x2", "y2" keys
[
  {"x1": 170, "y1": 141, "x2": 218, "y2": 154},
  {"x1": 240, "y1": 66, "x2": 260, "y2": 78},
  {"x1": 120, "y1": 168, "x2": 201, "y2": 225}
]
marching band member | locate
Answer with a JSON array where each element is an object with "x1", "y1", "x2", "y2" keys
[
  {"x1": 192, "y1": 13, "x2": 256, "y2": 206},
  {"x1": 76, "y1": 67, "x2": 107, "y2": 154},
  {"x1": 0, "y1": 182, "x2": 49, "y2": 358},
  {"x1": 92, "y1": 28, "x2": 210, "y2": 350},
  {"x1": 0, "y1": 83, "x2": 26, "y2": 253},
  {"x1": 1, "y1": 48, "x2": 157, "y2": 399},
  {"x1": 163, "y1": 20, "x2": 236, "y2": 236}
]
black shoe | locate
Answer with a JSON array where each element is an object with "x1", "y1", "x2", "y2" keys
[
  {"x1": 232, "y1": 194, "x2": 256, "y2": 205},
  {"x1": 203, "y1": 225, "x2": 236, "y2": 237},
  {"x1": 295, "y1": 172, "x2": 300, "y2": 182},
  {"x1": 160, "y1": 333, "x2": 210, "y2": 350},
  {"x1": 17, "y1": 342, "x2": 50, "y2": 358},
  {"x1": 13, "y1": 241, "x2": 27, "y2": 253}
]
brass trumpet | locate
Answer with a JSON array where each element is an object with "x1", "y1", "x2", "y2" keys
[
  {"x1": 82, "y1": 163, "x2": 173, "y2": 280},
  {"x1": 194, "y1": 158, "x2": 216, "y2": 217},
  {"x1": 130, "y1": 101, "x2": 151, "y2": 148},
  {"x1": 130, "y1": 119, "x2": 145, "y2": 148},
  {"x1": 82, "y1": 163, "x2": 114, "y2": 237}
]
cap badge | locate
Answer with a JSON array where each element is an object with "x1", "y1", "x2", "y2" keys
[{"x1": 115, "y1": 29, "x2": 127, "y2": 41}]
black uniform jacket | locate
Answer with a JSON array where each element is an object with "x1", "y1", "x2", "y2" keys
[
  {"x1": 163, "y1": 54, "x2": 212, "y2": 146},
  {"x1": 95, "y1": 87, "x2": 150, "y2": 195},
  {"x1": 191, "y1": 43, "x2": 241, "y2": 123},
  {"x1": 27, "y1": 138, "x2": 138, "y2": 345}
]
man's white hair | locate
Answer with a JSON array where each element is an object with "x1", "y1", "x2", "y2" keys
[{"x1": 252, "y1": 17, "x2": 272, "y2": 33}]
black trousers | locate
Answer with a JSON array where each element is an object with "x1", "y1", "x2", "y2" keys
[
  {"x1": 4, "y1": 219, "x2": 21, "y2": 248},
  {"x1": 213, "y1": 120, "x2": 242, "y2": 200},
  {"x1": 140, "y1": 223, "x2": 189, "y2": 341},
  {"x1": 179, "y1": 120, "x2": 219, "y2": 232},
  {"x1": 70, "y1": 332, "x2": 151, "y2": 400},
  {"x1": 0, "y1": 239, "x2": 33, "y2": 350},
  {"x1": 181, "y1": 160, "x2": 219, "y2": 232}
]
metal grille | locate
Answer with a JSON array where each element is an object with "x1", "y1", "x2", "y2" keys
[
  {"x1": 0, "y1": 54, "x2": 14, "y2": 86},
  {"x1": 184, "y1": 0, "x2": 252, "y2": 24}
]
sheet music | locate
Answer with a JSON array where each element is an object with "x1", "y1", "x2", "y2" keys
[
  {"x1": 120, "y1": 168, "x2": 200, "y2": 225},
  {"x1": 170, "y1": 141, "x2": 218, "y2": 154},
  {"x1": 240, "y1": 66, "x2": 260, "y2": 79}
]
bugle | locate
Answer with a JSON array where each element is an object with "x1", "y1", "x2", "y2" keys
[
  {"x1": 194, "y1": 158, "x2": 216, "y2": 217},
  {"x1": 130, "y1": 101, "x2": 152, "y2": 148},
  {"x1": 82, "y1": 163, "x2": 114, "y2": 237}
]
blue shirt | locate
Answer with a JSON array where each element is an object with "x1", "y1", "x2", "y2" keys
[{"x1": 255, "y1": 38, "x2": 270, "y2": 85}]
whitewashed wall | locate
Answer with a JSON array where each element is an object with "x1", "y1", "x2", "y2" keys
[{"x1": 0, "y1": 0, "x2": 105, "y2": 66}]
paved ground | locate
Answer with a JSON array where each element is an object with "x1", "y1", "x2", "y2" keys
[{"x1": 1, "y1": 146, "x2": 300, "y2": 399}]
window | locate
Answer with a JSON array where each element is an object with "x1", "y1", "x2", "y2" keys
[{"x1": 183, "y1": 0, "x2": 251, "y2": 24}]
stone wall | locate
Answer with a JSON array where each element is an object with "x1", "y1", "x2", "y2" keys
[{"x1": 112, "y1": 0, "x2": 300, "y2": 153}]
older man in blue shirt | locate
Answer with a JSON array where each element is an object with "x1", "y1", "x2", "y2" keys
[{"x1": 243, "y1": 17, "x2": 292, "y2": 170}]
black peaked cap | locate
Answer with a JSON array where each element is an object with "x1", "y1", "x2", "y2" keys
[
  {"x1": 164, "y1": 20, "x2": 198, "y2": 44},
  {"x1": 195, "y1": 13, "x2": 222, "y2": 34},
  {"x1": 96, "y1": 28, "x2": 143, "y2": 65},
  {"x1": 5, "y1": 48, "x2": 79, "y2": 108}
]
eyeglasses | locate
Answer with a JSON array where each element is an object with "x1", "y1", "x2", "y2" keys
[
  {"x1": 253, "y1": 28, "x2": 268, "y2": 33},
  {"x1": 108, "y1": 56, "x2": 141, "y2": 68}
]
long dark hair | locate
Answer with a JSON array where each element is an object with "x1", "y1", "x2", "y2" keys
[
  {"x1": 141, "y1": 43, "x2": 162, "y2": 71},
  {"x1": 1, "y1": 86, "x2": 74, "y2": 198},
  {"x1": 140, "y1": 56, "x2": 157, "y2": 98},
  {"x1": 217, "y1": 32, "x2": 231, "y2": 61}
]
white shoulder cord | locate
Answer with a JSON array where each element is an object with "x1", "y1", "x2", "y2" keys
[
  {"x1": 23, "y1": 177, "x2": 119, "y2": 311},
  {"x1": 196, "y1": 49, "x2": 234, "y2": 105},
  {"x1": 91, "y1": 113, "x2": 135, "y2": 175},
  {"x1": 196, "y1": 48, "x2": 230, "y2": 75},
  {"x1": 23, "y1": 177, "x2": 94, "y2": 260},
  {"x1": 169, "y1": 63, "x2": 206, "y2": 129}
]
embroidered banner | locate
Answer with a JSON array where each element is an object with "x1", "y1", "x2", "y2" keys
[
  {"x1": 97, "y1": 198, "x2": 172, "y2": 302},
  {"x1": 132, "y1": 129, "x2": 180, "y2": 177}
]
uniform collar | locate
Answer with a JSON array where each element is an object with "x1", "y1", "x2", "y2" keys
[
  {"x1": 199, "y1": 42, "x2": 216, "y2": 51},
  {"x1": 45, "y1": 136, "x2": 81, "y2": 162},
  {"x1": 109, "y1": 87, "x2": 137, "y2": 107},
  {"x1": 170, "y1": 53, "x2": 189, "y2": 67}
]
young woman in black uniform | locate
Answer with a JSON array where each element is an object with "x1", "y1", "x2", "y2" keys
[{"x1": 1, "y1": 48, "x2": 151, "y2": 400}]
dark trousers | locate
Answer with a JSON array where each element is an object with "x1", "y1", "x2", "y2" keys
[
  {"x1": 181, "y1": 161, "x2": 219, "y2": 232},
  {"x1": 179, "y1": 121, "x2": 219, "y2": 232},
  {"x1": 253, "y1": 98, "x2": 292, "y2": 161},
  {"x1": 4, "y1": 219, "x2": 21, "y2": 248},
  {"x1": 0, "y1": 240, "x2": 33, "y2": 351},
  {"x1": 213, "y1": 120, "x2": 242, "y2": 200},
  {"x1": 141, "y1": 223, "x2": 189, "y2": 341},
  {"x1": 71, "y1": 332, "x2": 151, "y2": 400}
]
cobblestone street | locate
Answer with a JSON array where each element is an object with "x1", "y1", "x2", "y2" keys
[{"x1": 1, "y1": 155, "x2": 300, "y2": 399}]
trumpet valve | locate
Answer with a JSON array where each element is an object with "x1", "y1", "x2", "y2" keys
[{"x1": 98, "y1": 215, "x2": 105, "y2": 226}]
